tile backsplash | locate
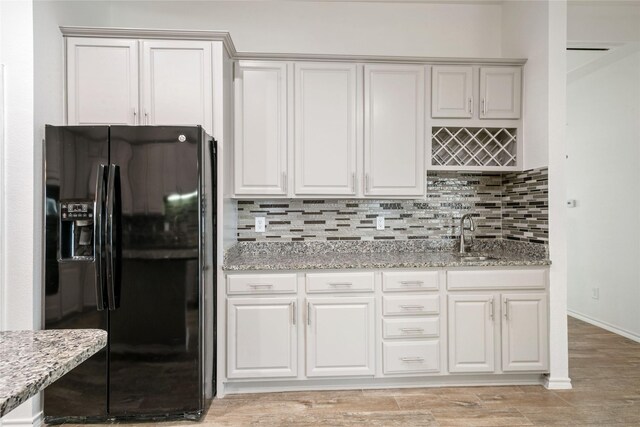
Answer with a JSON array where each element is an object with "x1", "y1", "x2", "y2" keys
[
  {"x1": 236, "y1": 168, "x2": 548, "y2": 244},
  {"x1": 502, "y1": 167, "x2": 548, "y2": 244}
]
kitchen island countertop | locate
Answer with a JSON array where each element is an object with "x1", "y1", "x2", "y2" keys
[{"x1": 0, "y1": 329, "x2": 107, "y2": 418}]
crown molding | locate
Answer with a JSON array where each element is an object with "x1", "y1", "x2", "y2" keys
[
  {"x1": 59, "y1": 26, "x2": 238, "y2": 57},
  {"x1": 59, "y1": 26, "x2": 527, "y2": 65},
  {"x1": 235, "y1": 51, "x2": 526, "y2": 65}
]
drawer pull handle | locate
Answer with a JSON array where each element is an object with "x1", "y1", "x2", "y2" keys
[
  {"x1": 400, "y1": 305, "x2": 425, "y2": 310},
  {"x1": 248, "y1": 283, "x2": 273, "y2": 289},
  {"x1": 400, "y1": 281, "x2": 424, "y2": 286},
  {"x1": 329, "y1": 282, "x2": 353, "y2": 287},
  {"x1": 400, "y1": 357, "x2": 425, "y2": 362},
  {"x1": 400, "y1": 327, "x2": 425, "y2": 333}
]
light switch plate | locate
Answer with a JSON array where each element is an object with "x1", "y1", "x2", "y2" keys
[
  {"x1": 255, "y1": 217, "x2": 266, "y2": 232},
  {"x1": 376, "y1": 216, "x2": 385, "y2": 230}
]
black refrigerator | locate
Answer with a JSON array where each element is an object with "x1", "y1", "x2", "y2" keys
[{"x1": 43, "y1": 125, "x2": 216, "y2": 423}]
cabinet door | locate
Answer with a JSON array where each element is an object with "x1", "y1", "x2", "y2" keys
[
  {"x1": 364, "y1": 64, "x2": 425, "y2": 197},
  {"x1": 479, "y1": 67, "x2": 522, "y2": 119},
  {"x1": 234, "y1": 61, "x2": 288, "y2": 196},
  {"x1": 448, "y1": 294, "x2": 496, "y2": 373},
  {"x1": 501, "y1": 293, "x2": 548, "y2": 372},
  {"x1": 141, "y1": 40, "x2": 213, "y2": 131},
  {"x1": 307, "y1": 297, "x2": 375, "y2": 377},
  {"x1": 227, "y1": 297, "x2": 297, "y2": 378},
  {"x1": 67, "y1": 38, "x2": 138, "y2": 125},
  {"x1": 431, "y1": 66, "x2": 473, "y2": 118},
  {"x1": 294, "y1": 63, "x2": 358, "y2": 196}
]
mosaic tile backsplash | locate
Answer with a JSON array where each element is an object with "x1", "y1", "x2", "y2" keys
[
  {"x1": 236, "y1": 168, "x2": 548, "y2": 244},
  {"x1": 502, "y1": 167, "x2": 549, "y2": 244}
]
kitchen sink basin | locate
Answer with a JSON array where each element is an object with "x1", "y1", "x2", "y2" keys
[{"x1": 457, "y1": 254, "x2": 497, "y2": 261}]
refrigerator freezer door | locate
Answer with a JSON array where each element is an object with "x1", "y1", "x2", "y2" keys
[
  {"x1": 44, "y1": 126, "x2": 109, "y2": 421},
  {"x1": 108, "y1": 126, "x2": 202, "y2": 417}
]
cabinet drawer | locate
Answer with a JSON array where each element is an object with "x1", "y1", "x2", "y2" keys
[
  {"x1": 383, "y1": 341, "x2": 440, "y2": 374},
  {"x1": 383, "y1": 271, "x2": 439, "y2": 292},
  {"x1": 227, "y1": 274, "x2": 297, "y2": 294},
  {"x1": 447, "y1": 269, "x2": 547, "y2": 290},
  {"x1": 383, "y1": 318, "x2": 439, "y2": 339},
  {"x1": 306, "y1": 272, "x2": 374, "y2": 293},
  {"x1": 383, "y1": 295, "x2": 440, "y2": 316}
]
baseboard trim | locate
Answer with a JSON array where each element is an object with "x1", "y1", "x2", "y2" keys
[
  {"x1": 543, "y1": 376, "x2": 572, "y2": 390},
  {"x1": 568, "y1": 310, "x2": 640, "y2": 344},
  {"x1": 0, "y1": 411, "x2": 43, "y2": 427},
  {"x1": 224, "y1": 373, "x2": 546, "y2": 395}
]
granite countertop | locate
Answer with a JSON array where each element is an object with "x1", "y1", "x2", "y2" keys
[
  {"x1": 223, "y1": 240, "x2": 550, "y2": 271},
  {"x1": 0, "y1": 329, "x2": 107, "y2": 418}
]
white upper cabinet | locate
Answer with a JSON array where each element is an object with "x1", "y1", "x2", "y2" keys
[
  {"x1": 364, "y1": 64, "x2": 425, "y2": 197},
  {"x1": 234, "y1": 61, "x2": 288, "y2": 196},
  {"x1": 66, "y1": 37, "x2": 215, "y2": 129},
  {"x1": 431, "y1": 66, "x2": 473, "y2": 118},
  {"x1": 431, "y1": 65, "x2": 522, "y2": 120},
  {"x1": 294, "y1": 63, "x2": 358, "y2": 196},
  {"x1": 479, "y1": 67, "x2": 522, "y2": 119},
  {"x1": 501, "y1": 293, "x2": 548, "y2": 372},
  {"x1": 67, "y1": 38, "x2": 139, "y2": 125},
  {"x1": 141, "y1": 40, "x2": 213, "y2": 132}
]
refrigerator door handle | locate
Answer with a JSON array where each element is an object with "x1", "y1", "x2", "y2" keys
[
  {"x1": 94, "y1": 164, "x2": 108, "y2": 311},
  {"x1": 105, "y1": 164, "x2": 120, "y2": 311}
]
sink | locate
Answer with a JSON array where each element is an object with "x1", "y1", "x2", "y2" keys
[{"x1": 457, "y1": 254, "x2": 497, "y2": 262}]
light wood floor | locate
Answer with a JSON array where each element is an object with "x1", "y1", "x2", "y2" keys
[{"x1": 67, "y1": 317, "x2": 640, "y2": 426}]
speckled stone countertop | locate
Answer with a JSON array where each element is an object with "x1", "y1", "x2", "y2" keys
[
  {"x1": 0, "y1": 329, "x2": 107, "y2": 418},
  {"x1": 223, "y1": 240, "x2": 550, "y2": 271}
]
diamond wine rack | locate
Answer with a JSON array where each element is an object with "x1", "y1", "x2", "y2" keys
[{"x1": 431, "y1": 127, "x2": 518, "y2": 168}]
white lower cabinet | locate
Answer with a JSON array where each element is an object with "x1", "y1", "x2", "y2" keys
[
  {"x1": 224, "y1": 268, "x2": 549, "y2": 389},
  {"x1": 501, "y1": 293, "x2": 548, "y2": 372},
  {"x1": 383, "y1": 341, "x2": 440, "y2": 374},
  {"x1": 306, "y1": 297, "x2": 375, "y2": 377},
  {"x1": 382, "y1": 317, "x2": 439, "y2": 339},
  {"x1": 448, "y1": 294, "x2": 496, "y2": 373},
  {"x1": 448, "y1": 292, "x2": 549, "y2": 374},
  {"x1": 227, "y1": 297, "x2": 297, "y2": 378}
]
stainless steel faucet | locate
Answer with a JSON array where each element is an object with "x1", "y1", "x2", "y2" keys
[{"x1": 459, "y1": 213, "x2": 476, "y2": 254}]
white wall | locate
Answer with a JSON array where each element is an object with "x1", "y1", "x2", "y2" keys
[
  {"x1": 35, "y1": 1, "x2": 111, "y2": 132},
  {"x1": 501, "y1": 0, "x2": 571, "y2": 389},
  {"x1": 501, "y1": 1, "x2": 549, "y2": 170},
  {"x1": 0, "y1": 2, "x2": 110, "y2": 423},
  {"x1": 0, "y1": 0, "x2": 40, "y2": 424},
  {"x1": 568, "y1": 1, "x2": 640, "y2": 44},
  {"x1": 104, "y1": 0, "x2": 502, "y2": 57},
  {"x1": 566, "y1": 0, "x2": 640, "y2": 342},
  {"x1": 546, "y1": 0, "x2": 571, "y2": 390},
  {"x1": 0, "y1": 0, "x2": 5, "y2": 333}
]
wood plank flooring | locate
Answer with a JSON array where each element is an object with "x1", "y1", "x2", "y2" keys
[{"x1": 61, "y1": 317, "x2": 640, "y2": 426}]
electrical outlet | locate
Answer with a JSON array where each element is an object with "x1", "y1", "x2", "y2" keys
[
  {"x1": 255, "y1": 217, "x2": 266, "y2": 232},
  {"x1": 376, "y1": 216, "x2": 385, "y2": 230},
  {"x1": 592, "y1": 288, "x2": 599, "y2": 300}
]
